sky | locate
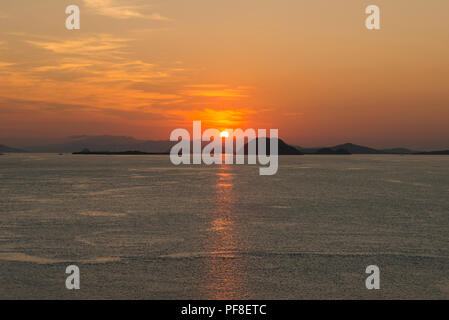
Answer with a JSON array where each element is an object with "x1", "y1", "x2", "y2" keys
[{"x1": 0, "y1": 0, "x2": 448, "y2": 149}]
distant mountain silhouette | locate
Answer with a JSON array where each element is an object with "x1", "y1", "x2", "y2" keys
[
  {"x1": 6, "y1": 135, "x2": 446, "y2": 155},
  {"x1": 25, "y1": 135, "x2": 175, "y2": 153},
  {"x1": 294, "y1": 146, "x2": 319, "y2": 153},
  {"x1": 315, "y1": 147, "x2": 351, "y2": 155},
  {"x1": 240, "y1": 138, "x2": 303, "y2": 155},
  {"x1": 73, "y1": 148, "x2": 168, "y2": 155},
  {"x1": 296, "y1": 143, "x2": 420, "y2": 155},
  {"x1": 380, "y1": 148, "x2": 416, "y2": 154},
  {"x1": 0, "y1": 144, "x2": 25, "y2": 153},
  {"x1": 415, "y1": 150, "x2": 449, "y2": 155},
  {"x1": 25, "y1": 135, "x2": 303, "y2": 155},
  {"x1": 331, "y1": 143, "x2": 380, "y2": 154}
]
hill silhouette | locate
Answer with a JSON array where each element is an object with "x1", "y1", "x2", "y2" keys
[
  {"x1": 315, "y1": 147, "x2": 351, "y2": 155},
  {"x1": 381, "y1": 147, "x2": 415, "y2": 154},
  {"x1": 73, "y1": 148, "x2": 167, "y2": 155},
  {"x1": 0, "y1": 144, "x2": 25, "y2": 153},
  {"x1": 73, "y1": 138, "x2": 303, "y2": 155},
  {"x1": 240, "y1": 138, "x2": 303, "y2": 155},
  {"x1": 415, "y1": 150, "x2": 449, "y2": 155},
  {"x1": 297, "y1": 143, "x2": 420, "y2": 155},
  {"x1": 24, "y1": 135, "x2": 175, "y2": 153},
  {"x1": 331, "y1": 143, "x2": 380, "y2": 154},
  {"x1": 3, "y1": 135, "x2": 448, "y2": 155}
]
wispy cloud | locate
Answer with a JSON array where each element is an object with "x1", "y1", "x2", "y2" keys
[
  {"x1": 180, "y1": 108, "x2": 256, "y2": 128},
  {"x1": 26, "y1": 35, "x2": 130, "y2": 55},
  {"x1": 83, "y1": 0, "x2": 169, "y2": 20},
  {"x1": 32, "y1": 63, "x2": 93, "y2": 72},
  {"x1": 146, "y1": 13, "x2": 170, "y2": 21},
  {"x1": 0, "y1": 62, "x2": 15, "y2": 68},
  {"x1": 182, "y1": 84, "x2": 249, "y2": 98},
  {"x1": 0, "y1": 96, "x2": 178, "y2": 121}
]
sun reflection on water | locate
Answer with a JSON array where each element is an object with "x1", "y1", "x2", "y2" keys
[{"x1": 201, "y1": 164, "x2": 248, "y2": 299}]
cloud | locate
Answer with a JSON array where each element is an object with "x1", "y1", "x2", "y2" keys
[
  {"x1": 0, "y1": 96, "x2": 97, "y2": 114},
  {"x1": 0, "y1": 62, "x2": 14, "y2": 68},
  {"x1": 181, "y1": 88, "x2": 249, "y2": 98},
  {"x1": 32, "y1": 63, "x2": 93, "y2": 72},
  {"x1": 83, "y1": 0, "x2": 169, "y2": 20},
  {"x1": 0, "y1": 96, "x2": 177, "y2": 121},
  {"x1": 179, "y1": 108, "x2": 256, "y2": 128},
  {"x1": 146, "y1": 13, "x2": 170, "y2": 21},
  {"x1": 180, "y1": 84, "x2": 252, "y2": 98},
  {"x1": 26, "y1": 35, "x2": 130, "y2": 55},
  {"x1": 185, "y1": 84, "x2": 229, "y2": 88}
]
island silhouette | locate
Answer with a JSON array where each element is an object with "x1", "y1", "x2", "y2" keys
[{"x1": 1, "y1": 136, "x2": 448, "y2": 155}]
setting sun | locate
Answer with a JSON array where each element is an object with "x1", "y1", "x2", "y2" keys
[{"x1": 220, "y1": 131, "x2": 230, "y2": 138}]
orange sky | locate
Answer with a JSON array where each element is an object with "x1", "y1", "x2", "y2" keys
[{"x1": 0, "y1": 0, "x2": 448, "y2": 149}]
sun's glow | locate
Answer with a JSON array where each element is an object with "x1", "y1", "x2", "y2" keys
[{"x1": 220, "y1": 131, "x2": 230, "y2": 138}]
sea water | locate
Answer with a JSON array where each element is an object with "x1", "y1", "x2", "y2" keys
[{"x1": 0, "y1": 154, "x2": 448, "y2": 299}]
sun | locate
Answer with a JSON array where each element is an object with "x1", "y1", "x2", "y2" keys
[{"x1": 220, "y1": 131, "x2": 230, "y2": 138}]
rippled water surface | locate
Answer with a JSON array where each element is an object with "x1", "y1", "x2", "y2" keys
[{"x1": 0, "y1": 154, "x2": 448, "y2": 299}]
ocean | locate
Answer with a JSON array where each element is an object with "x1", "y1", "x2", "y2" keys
[{"x1": 0, "y1": 154, "x2": 448, "y2": 299}]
